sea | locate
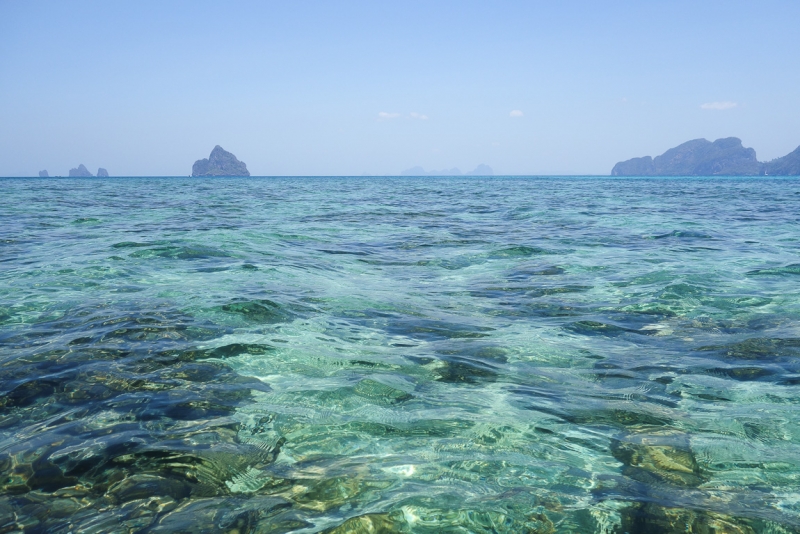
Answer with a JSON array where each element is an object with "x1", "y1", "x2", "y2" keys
[{"x1": 1, "y1": 176, "x2": 799, "y2": 533}]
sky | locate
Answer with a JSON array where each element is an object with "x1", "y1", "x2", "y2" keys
[{"x1": 1, "y1": 0, "x2": 799, "y2": 176}]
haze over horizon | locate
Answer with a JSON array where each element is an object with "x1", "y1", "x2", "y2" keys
[{"x1": 1, "y1": 0, "x2": 799, "y2": 177}]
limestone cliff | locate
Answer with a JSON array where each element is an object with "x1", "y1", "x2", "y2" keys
[
  {"x1": 69, "y1": 164, "x2": 93, "y2": 177},
  {"x1": 764, "y1": 146, "x2": 800, "y2": 175},
  {"x1": 192, "y1": 146, "x2": 250, "y2": 177},
  {"x1": 612, "y1": 138, "x2": 762, "y2": 176}
]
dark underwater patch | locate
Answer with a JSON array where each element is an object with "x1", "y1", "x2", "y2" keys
[
  {"x1": 353, "y1": 378, "x2": 412, "y2": 405},
  {"x1": 0, "y1": 297, "x2": 284, "y2": 530},
  {"x1": 651, "y1": 230, "x2": 714, "y2": 239},
  {"x1": 747, "y1": 263, "x2": 800, "y2": 276},
  {"x1": 219, "y1": 299, "x2": 291, "y2": 324},
  {"x1": 472, "y1": 284, "x2": 590, "y2": 300},
  {"x1": 515, "y1": 266, "x2": 565, "y2": 276},
  {"x1": 381, "y1": 317, "x2": 494, "y2": 341},
  {"x1": 620, "y1": 503, "x2": 754, "y2": 534},
  {"x1": 564, "y1": 320, "x2": 654, "y2": 337},
  {"x1": 319, "y1": 249, "x2": 370, "y2": 256},
  {"x1": 202, "y1": 343, "x2": 275, "y2": 359},
  {"x1": 129, "y1": 245, "x2": 231, "y2": 260},
  {"x1": 489, "y1": 245, "x2": 554, "y2": 258},
  {"x1": 112, "y1": 241, "x2": 167, "y2": 249},
  {"x1": 695, "y1": 337, "x2": 800, "y2": 360},
  {"x1": 407, "y1": 353, "x2": 501, "y2": 385},
  {"x1": 610, "y1": 430, "x2": 704, "y2": 488},
  {"x1": 706, "y1": 366, "x2": 777, "y2": 381}
]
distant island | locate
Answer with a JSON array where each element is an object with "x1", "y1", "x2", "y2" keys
[
  {"x1": 612, "y1": 137, "x2": 800, "y2": 176},
  {"x1": 401, "y1": 164, "x2": 494, "y2": 176},
  {"x1": 192, "y1": 146, "x2": 250, "y2": 177},
  {"x1": 39, "y1": 170, "x2": 48, "y2": 177},
  {"x1": 69, "y1": 164, "x2": 93, "y2": 177}
]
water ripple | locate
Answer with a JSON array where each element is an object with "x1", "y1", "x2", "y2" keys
[{"x1": 1, "y1": 176, "x2": 800, "y2": 532}]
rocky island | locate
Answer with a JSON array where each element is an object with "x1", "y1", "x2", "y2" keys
[
  {"x1": 192, "y1": 146, "x2": 250, "y2": 177},
  {"x1": 97, "y1": 168, "x2": 109, "y2": 177},
  {"x1": 69, "y1": 164, "x2": 93, "y2": 177},
  {"x1": 764, "y1": 145, "x2": 800, "y2": 175},
  {"x1": 612, "y1": 137, "x2": 800, "y2": 176},
  {"x1": 38, "y1": 170, "x2": 48, "y2": 177}
]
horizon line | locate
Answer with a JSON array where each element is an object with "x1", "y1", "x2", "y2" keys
[{"x1": 4, "y1": 174, "x2": 797, "y2": 179}]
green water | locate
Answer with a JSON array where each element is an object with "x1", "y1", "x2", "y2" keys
[{"x1": 1, "y1": 176, "x2": 800, "y2": 533}]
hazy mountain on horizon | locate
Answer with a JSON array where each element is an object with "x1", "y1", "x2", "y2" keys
[
  {"x1": 401, "y1": 164, "x2": 493, "y2": 176},
  {"x1": 612, "y1": 138, "x2": 800, "y2": 176}
]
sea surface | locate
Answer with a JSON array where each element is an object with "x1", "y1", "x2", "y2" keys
[{"x1": 1, "y1": 176, "x2": 800, "y2": 533}]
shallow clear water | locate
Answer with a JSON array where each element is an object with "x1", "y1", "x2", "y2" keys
[{"x1": 2, "y1": 176, "x2": 800, "y2": 533}]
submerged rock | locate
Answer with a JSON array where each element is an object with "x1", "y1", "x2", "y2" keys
[
  {"x1": 219, "y1": 299, "x2": 289, "y2": 323},
  {"x1": 611, "y1": 429, "x2": 704, "y2": 487},
  {"x1": 0, "y1": 300, "x2": 285, "y2": 526},
  {"x1": 97, "y1": 167, "x2": 109, "y2": 177},
  {"x1": 323, "y1": 513, "x2": 402, "y2": 533},
  {"x1": 353, "y1": 378, "x2": 412, "y2": 405},
  {"x1": 68, "y1": 164, "x2": 93, "y2": 177},
  {"x1": 149, "y1": 496, "x2": 287, "y2": 533},
  {"x1": 696, "y1": 337, "x2": 800, "y2": 360},
  {"x1": 192, "y1": 146, "x2": 250, "y2": 177},
  {"x1": 128, "y1": 244, "x2": 231, "y2": 260},
  {"x1": 38, "y1": 170, "x2": 49, "y2": 177},
  {"x1": 564, "y1": 320, "x2": 647, "y2": 337},
  {"x1": 620, "y1": 503, "x2": 755, "y2": 534}
]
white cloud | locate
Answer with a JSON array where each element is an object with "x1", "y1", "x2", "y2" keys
[
  {"x1": 410, "y1": 112, "x2": 429, "y2": 120},
  {"x1": 700, "y1": 101, "x2": 737, "y2": 110},
  {"x1": 378, "y1": 112, "x2": 401, "y2": 119},
  {"x1": 509, "y1": 110, "x2": 523, "y2": 117}
]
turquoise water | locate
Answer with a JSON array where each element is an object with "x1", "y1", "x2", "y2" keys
[{"x1": 1, "y1": 176, "x2": 800, "y2": 533}]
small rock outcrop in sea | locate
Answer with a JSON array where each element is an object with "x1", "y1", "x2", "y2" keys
[
  {"x1": 38, "y1": 170, "x2": 49, "y2": 177},
  {"x1": 192, "y1": 145, "x2": 250, "y2": 177},
  {"x1": 68, "y1": 164, "x2": 93, "y2": 177},
  {"x1": 97, "y1": 168, "x2": 109, "y2": 177},
  {"x1": 612, "y1": 137, "x2": 800, "y2": 176}
]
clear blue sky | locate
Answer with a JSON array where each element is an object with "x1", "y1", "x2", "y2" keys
[{"x1": 1, "y1": 0, "x2": 798, "y2": 176}]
